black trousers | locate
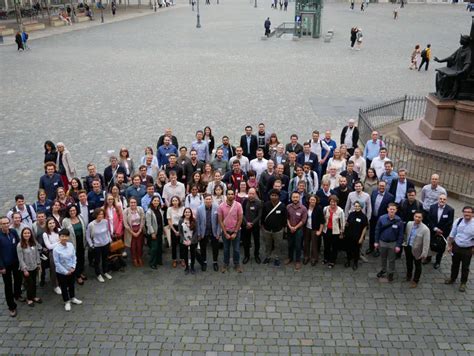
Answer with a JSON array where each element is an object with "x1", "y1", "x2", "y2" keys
[
  {"x1": 450, "y1": 243, "x2": 472, "y2": 284},
  {"x1": 242, "y1": 224, "x2": 261, "y2": 258},
  {"x1": 323, "y1": 229, "x2": 339, "y2": 264},
  {"x1": 405, "y1": 246, "x2": 422, "y2": 283},
  {"x1": 94, "y1": 245, "x2": 109, "y2": 276},
  {"x1": 24, "y1": 269, "x2": 38, "y2": 301},
  {"x1": 211, "y1": 238, "x2": 220, "y2": 262},
  {"x1": 419, "y1": 58, "x2": 429, "y2": 71},
  {"x1": 181, "y1": 243, "x2": 197, "y2": 269},
  {"x1": 56, "y1": 273, "x2": 75, "y2": 302},
  {"x1": 346, "y1": 236, "x2": 361, "y2": 262},
  {"x1": 1, "y1": 263, "x2": 22, "y2": 311},
  {"x1": 76, "y1": 243, "x2": 85, "y2": 278},
  {"x1": 171, "y1": 225, "x2": 180, "y2": 260},
  {"x1": 197, "y1": 235, "x2": 210, "y2": 263},
  {"x1": 369, "y1": 216, "x2": 378, "y2": 250}
]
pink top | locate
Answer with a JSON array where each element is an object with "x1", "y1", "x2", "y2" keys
[{"x1": 217, "y1": 201, "x2": 243, "y2": 232}]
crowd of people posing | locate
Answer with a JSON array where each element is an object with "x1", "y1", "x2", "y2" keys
[{"x1": 0, "y1": 122, "x2": 473, "y2": 317}]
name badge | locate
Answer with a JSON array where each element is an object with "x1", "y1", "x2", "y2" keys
[
  {"x1": 282, "y1": 160, "x2": 286, "y2": 163},
  {"x1": 276, "y1": 211, "x2": 281, "y2": 214},
  {"x1": 250, "y1": 207, "x2": 255, "y2": 210},
  {"x1": 46, "y1": 206, "x2": 51, "y2": 210},
  {"x1": 442, "y1": 214, "x2": 448, "y2": 218},
  {"x1": 392, "y1": 225, "x2": 398, "y2": 229},
  {"x1": 411, "y1": 209, "x2": 416, "y2": 213},
  {"x1": 296, "y1": 212, "x2": 301, "y2": 216},
  {"x1": 54, "y1": 182, "x2": 58, "y2": 186},
  {"x1": 100, "y1": 198, "x2": 104, "y2": 202},
  {"x1": 308, "y1": 160, "x2": 313, "y2": 163},
  {"x1": 166, "y1": 153, "x2": 170, "y2": 156},
  {"x1": 197, "y1": 168, "x2": 202, "y2": 172},
  {"x1": 89, "y1": 209, "x2": 94, "y2": 214},
  {"x1": 356, "y1": 218, "x2": 361, "y2": 222}
]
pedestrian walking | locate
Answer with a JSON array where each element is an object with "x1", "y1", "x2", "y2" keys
[
  {"x1": 264, "y1": 17, "x2": 271, "y2": 37},
  {"x1": 355, "y1": 28, "x2": 363, "y2": 50},
  {"x1": 284, "y1": 0, "x2": 288, "y2": 10},
  {"x1": 360, "y1": 2, "x2": 364, "y2": 11},
  {"x1": 21, "y1": 30, "x2": 29, "y2": 50},
  {"x1": 409, "y1": 44, "x2": 421, "y2": 70},
  {"x1": 350, "y1": 27, "x2": 358, "y2": 49},
  {"x1": 111, "y1": 0, "x2": 117, "y2": 16},
  {"x1": 350, "y1": 0, "x2": 354, "y2": 10},
  {"x1": 15, "y1": 32, "x2": 24, "y2": 51},
  {"x1": 418, "y1": 44, "x2": 431, "y2": 71},
  {"x1": 393, "y1": 8, "x2": 398, "y2": 20}
]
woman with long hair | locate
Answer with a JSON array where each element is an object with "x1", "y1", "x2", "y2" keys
[
  {"x1": 119, "y1": 146, "x2": 135, "y2": 178},
  {"x1": 67, "y1": 177, "x2": 83, "y2": 203},
  {"x1": 188, "y1": 171, "x2": 206, "y2": 194},
  {"x1": 179, "y1": 207, "x2": 199, "y2": 274},
  {"x1": 123, "y1": 198, "x2": 145, "y2": 267},
  {"x1": 204, "y1": 126, "x2": 215, "y2": 157},
  {"x1": 34, "y1": 189, "x2": 53, "y2": 217},
  {"x1": 166, "y1": 196, "x2": 184, "y2": 268},
  {"x1": 212, "y1": 184, "x2": 226, "y2": 206},
  {"x1": 44, "y1": 141, "x2": 57, "y2": 165},
  {"x1": 43, "y1": 217, "x2": 62, "y2": 295},
  {"x1": 303, "y1": 195, "x2": 324, "y2": 266},
  {"x1": 363, "y1": 168, "x2": 379, "y2": 195},
  {"x1": 267, "y1": 133, "x2": 280, "y2": 158},
  {"x1": 104, "y1": 194, "x2": 124, "y2": 241},
  {"x1": 17, "y1": 228, "x2": 42, "y2": 306},
  {"x1": 322, "y1": 195, "x2": 345, "y2": 269},
  {"x1": 146, "y1": 196, "x2": 164, "y2": 269},
  {"x1": 110, "y1": 184, "x2": 128, "y2": 210},
  {"x1": 200, "y1": 163, "x2": 213, "y2": 188},
  {"x1": 86, "y1": 208, "x2": 113, "y2": 282},
  {"x1": 62, "y1": 205, "x2": 86, "y2": 285},
  {"x1": 327, "y1": 147, "x2": 346, "y2": 174},
  {"x1": 140, "y1": 146, "x2": 159, "y2": 167},
  {"x1": 55, "y1": 187, "x2": 75, "y2": 218}
]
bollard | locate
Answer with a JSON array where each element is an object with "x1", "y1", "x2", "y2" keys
[{"x1": 0, "y1": 35, "x2": 3, "y2": 44}]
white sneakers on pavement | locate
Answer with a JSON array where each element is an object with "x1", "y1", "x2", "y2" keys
[
  {"x1": 70, "y1": 298, "x2": 83, "y2": 305},
  {"x1": 64, "y1": 302, "x2": 71, "y2": 311},
  {"x1": 104, "y1": 273, "x2": 112, "y2": 280},
  {"x1": 97, "y1": 275, "x2": 105, "y2": 283},
  {"x1": 54, "y1": 287, "x2": 62, "y2": 295}
]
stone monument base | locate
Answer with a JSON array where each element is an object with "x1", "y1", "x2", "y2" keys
[{"x1": 418, "y1": 94, "x2": 474, "y2": 148}]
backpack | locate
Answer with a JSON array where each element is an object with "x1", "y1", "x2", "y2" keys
[
  {"x1": 421, "y1": 49, "x2": 427, "y2": 59},
  {"x1": 11, "y1": 205, "x2": 34, "y2": 223}
]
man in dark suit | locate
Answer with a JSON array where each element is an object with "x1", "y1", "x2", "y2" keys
[
  {"x1": 340, "y1": 119, "x2": 360, "y2": 156},
  {"x1": 239, "y1": 126, "x2": 258, "y2": 161},
  {"x1": 296, "y1": 142, "x2": 319, "y2": 172},
  {"x1": 104, "y1": 156, "x2": 127, "y2": 189},
  {"x1": 283, "y1": 152, "x2": 298, "y2": 180},
  {"x1": 388, "y1": 168, "x2": 415, "y2": 204},
  {"x1": 367, "y1": 181, "x2": 395, "y2": 257},
  {"x1": 425, "y1": 194, "x2": 454, "y2": 269},
  {"x1": 285, "y1": 134, "x2": 303, "y2": 155}
]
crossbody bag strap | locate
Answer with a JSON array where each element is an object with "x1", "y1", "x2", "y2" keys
[{"x1": 265, "y1": 202, "x2": 282, "y2": 222}]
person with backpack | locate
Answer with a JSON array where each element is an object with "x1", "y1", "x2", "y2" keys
[
  {"x1": 21, "y1": 30, "x2": 29, "y2": 50},
  {"x1": 418, "y1": 44, "x2": 431, "y2": 71},
  {"x1": 264, "y1": 17, "x2": 271, "y2": 38},
  {"x1": 15, "y1": 31, "x2": 24, "y2": 51},
  {"x1": 7, "y1": 194, "x2": 36, "y2": 229}
]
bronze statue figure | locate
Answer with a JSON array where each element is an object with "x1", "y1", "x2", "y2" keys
[{"x1": 434, "y1": 34, "x2": 472, "y2": 100}]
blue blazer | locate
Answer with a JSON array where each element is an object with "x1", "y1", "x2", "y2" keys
[
  {"x1": 370, "y1": 190, "x2": 395, "y2": 218},
  {"x1": 196, "y1": 203, "x2": 221, "y2": 238},
  {"x1": 296, "y1": 152, "x2": 319, "y2": 172}
]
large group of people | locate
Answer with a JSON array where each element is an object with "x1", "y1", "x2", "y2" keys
[{"x1": 0, "y1": 122, "x2": 473, "y2": 317}]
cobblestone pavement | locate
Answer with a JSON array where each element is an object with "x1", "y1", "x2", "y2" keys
[{"x1": 0, "y1": 2, "x2": 473, "y2": 355}]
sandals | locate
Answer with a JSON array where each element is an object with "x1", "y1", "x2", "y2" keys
[{"x1": 33, "y1": 298, "x2": 42, "y2": 304}]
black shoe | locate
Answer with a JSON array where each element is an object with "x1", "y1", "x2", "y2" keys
[
  {"x1": 39, "y1": 280, "x2": 45, "y2": 287},
  {"x1": 263, "y1": 257, "x2": 271, "y2": 264},
  {"x1": 273, "y1": 259, "x2": 281, "y2": 267},
  {"x1": 184, "y1": 268, "x2": 190, "y2": 275},
  {"x1": 406, "y1": 275, "x2": 412, "y2": 282},
  {"x1": 352, "y1": 261, "x2": 358, "y2": 270},
  {"x1": 365, "y1": 248, "x2": 373, "y2": 255},
  {"x1": 388, "y1": 273, "x2": 394, "y2": 282},
  {"x1": 373, "y1": 250, "x2": 380, "y2": 258},
  {"x1": 344, "y1": 261, "x2": 351, "y2": 268},
  {"x1": 434, "y1": 263, "x2": 440, "y2": 270},
  {"x1": 201, "y1": 264, "x2": 207, "y2": 272},
  {"x1": 255, "y1": 256, "x2": 261, "y2": 264},
  {"x1": 213, "y1": 263, "x2": 218, "y2": 272},
  {"x1": 190, "y1": 268, "x2": 196, "y2": 275},
  {"x1": 422, "y1": 256, "x2": 431, "y2": 265},
  {"x1": 150, "y1": 265, "x2": 157, "y2": 270},
  {"x1": 243, "y1": 256, "x2": 250, "y2": 264},
  {"x1": 377, "y1": 270, "x2": 386, "y2": 278},
  {"x1": 444, "y1": 278, "x2": 455, "y2": 284}
]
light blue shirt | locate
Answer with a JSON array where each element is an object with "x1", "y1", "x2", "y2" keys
[
  {"x1": 53, "y1": 242, "x2": 76, "y2": 275},
  {"x1": 364, "y1": 139, "x2": 384, "y2": 160},
  {"x1": 246, "y1": 135, "x2": 251, "y2": 153},
  {"x1": 395, "y1": 179, "x2": 407, "y2": 203},
  {"x1": 192, "y1": 140, "x2": 209, "y2": 162},
  {"x1": 141, "y1": 193, "x2": 163, "y2": 213},
  {"x1": 408, "y1": 224, "x2": 419, "y2": 247},
  {"x1": 450, "y1": 218, "x2": 474, "y2": 248},
  {"x1": 381, "y1": 171, "x2": 399, "y2": 190}
]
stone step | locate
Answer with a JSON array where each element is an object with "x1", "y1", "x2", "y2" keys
[
  {"x1": 76, "y1": 15, "x2": 90, "y2": 23},
  {"x1": 51, "y1": 19, "x2": 66, "y2": 27},
  {"x1": 24, "y1": 22, "x2": 45, "y2": 32},
  {"x1": 0, "y1": 28, "x2": 14, "y2": 36}
]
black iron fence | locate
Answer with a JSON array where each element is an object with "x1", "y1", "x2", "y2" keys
[
  {"x1": 358, "y1": 95, "x2": 473, "y2": 203},
  {"x1": 358, "y1": 95, "x2": 426, "y2": 144}
]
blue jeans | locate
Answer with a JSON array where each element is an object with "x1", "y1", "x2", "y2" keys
[
  {"x1": 288, "y1": 229, "x2": 303, "y2": 262},
  {"x1": 223, "y1": 231, "x2": 241, "y2": 267}
]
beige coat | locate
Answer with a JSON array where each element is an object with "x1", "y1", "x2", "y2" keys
[
  {"x1": 56, "y1": 144, "x2": 77, "y2": 181},
  {"x1": 323, "y1": 206, "x2": 345, "y2": 235},
  {"x1": 403, "y1": 221, "x2": 430, "y2": 260},
  {"x1": 123, "y1": 207, "x2": 145, "y2": 247}
]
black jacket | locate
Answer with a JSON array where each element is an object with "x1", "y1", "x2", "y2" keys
[
  {"x1": 261, "y1": 201, "x2": 286, "y2": 232},
  {"x1": 239, "y1": 135, "x2": 258, "y2": 160},
  {"x1": 305, "y1": 205, "x2": 324, "y2": 230},
  {"x1": 370, "y1": 190, "x2": 395, "y2": 218},
  {"x1": 427, "y1": 203, "x2": 454, "y2": 238},
  {"x1": 388, "y1": 179, "x2": 415, "y2": 200},
  {"x1": 104, "y1": 165, "x2": 128, "y2": 188},
  {"x1": 340, "y1": 126, "x2": 359, "y2": 149},
  {"x1": 285, "y1": 143, "x2": 303, "y2": 155}
]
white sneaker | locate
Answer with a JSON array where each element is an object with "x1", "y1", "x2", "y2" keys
[
  {"x1": 70, "y1": 297, "x2": 83, "y2": 305},
  {"x1": 360, "y1": 255, "x2": 369, "y2": 263},
  {"x1": 97, "y1": 275, "x2": 105, "y2": 283},
  {"x1": 54, "y1": 287, "x2": 62, "y2": 295},
  {"x1": 122, "y1": 251, "x2": 128, "y2": 257},
  {"x1": 64, "y1": 301, "x2": 71, "y2": 311},
  {"x1": 104, "y1": 273, "x2": 112, "y2": 280}
]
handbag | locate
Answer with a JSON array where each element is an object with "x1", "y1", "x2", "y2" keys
[{"x1": 110, "y1": 239, "x2": 125, "y2": 253}]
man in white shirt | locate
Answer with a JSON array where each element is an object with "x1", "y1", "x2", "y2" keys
[
  {"x1": 162, "y1": 171, "x2": 186, "y2": 206},
  {"x1": 370, "y1": 147, "x2": 390, "y2": 179},
  {"x1": 249, "y1": 149, "x2": 268, "y2": 180},
  {"x1": 308, "y1": 130, "x2": 330, "y2": 179},
  {"x1": 7, "y1": 194, "x2": 36, "y2": 229},
  {"x1": 229, "y1": 146, "x2": 250, "y2": 173}
]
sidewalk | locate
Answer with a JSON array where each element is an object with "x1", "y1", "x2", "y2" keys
[{"x1": 0, "y1": 4, "x2": 186, "y2": 46}]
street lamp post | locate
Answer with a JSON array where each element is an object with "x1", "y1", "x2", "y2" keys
[
  {"x1": 254, "y1": 0, "x2": 257, "y2": 8},
  {"x1": 196, "y1": 0, "x2": 200, "y2": 28}
]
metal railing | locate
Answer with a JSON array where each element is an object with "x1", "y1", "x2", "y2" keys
[
  {"x1": 358, "y1": 95, "x2": 473, "y2": 203},
  {"x1": 271, "y1": 22, "x2": 295, "y2": 38},
  {"x1": 358, "y1": 95, "x2": 426, "y2": 144}
]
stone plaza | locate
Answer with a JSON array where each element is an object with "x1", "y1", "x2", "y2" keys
[{"x1": 0, "y1": 1, "x2": 473, "y2": 355}]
